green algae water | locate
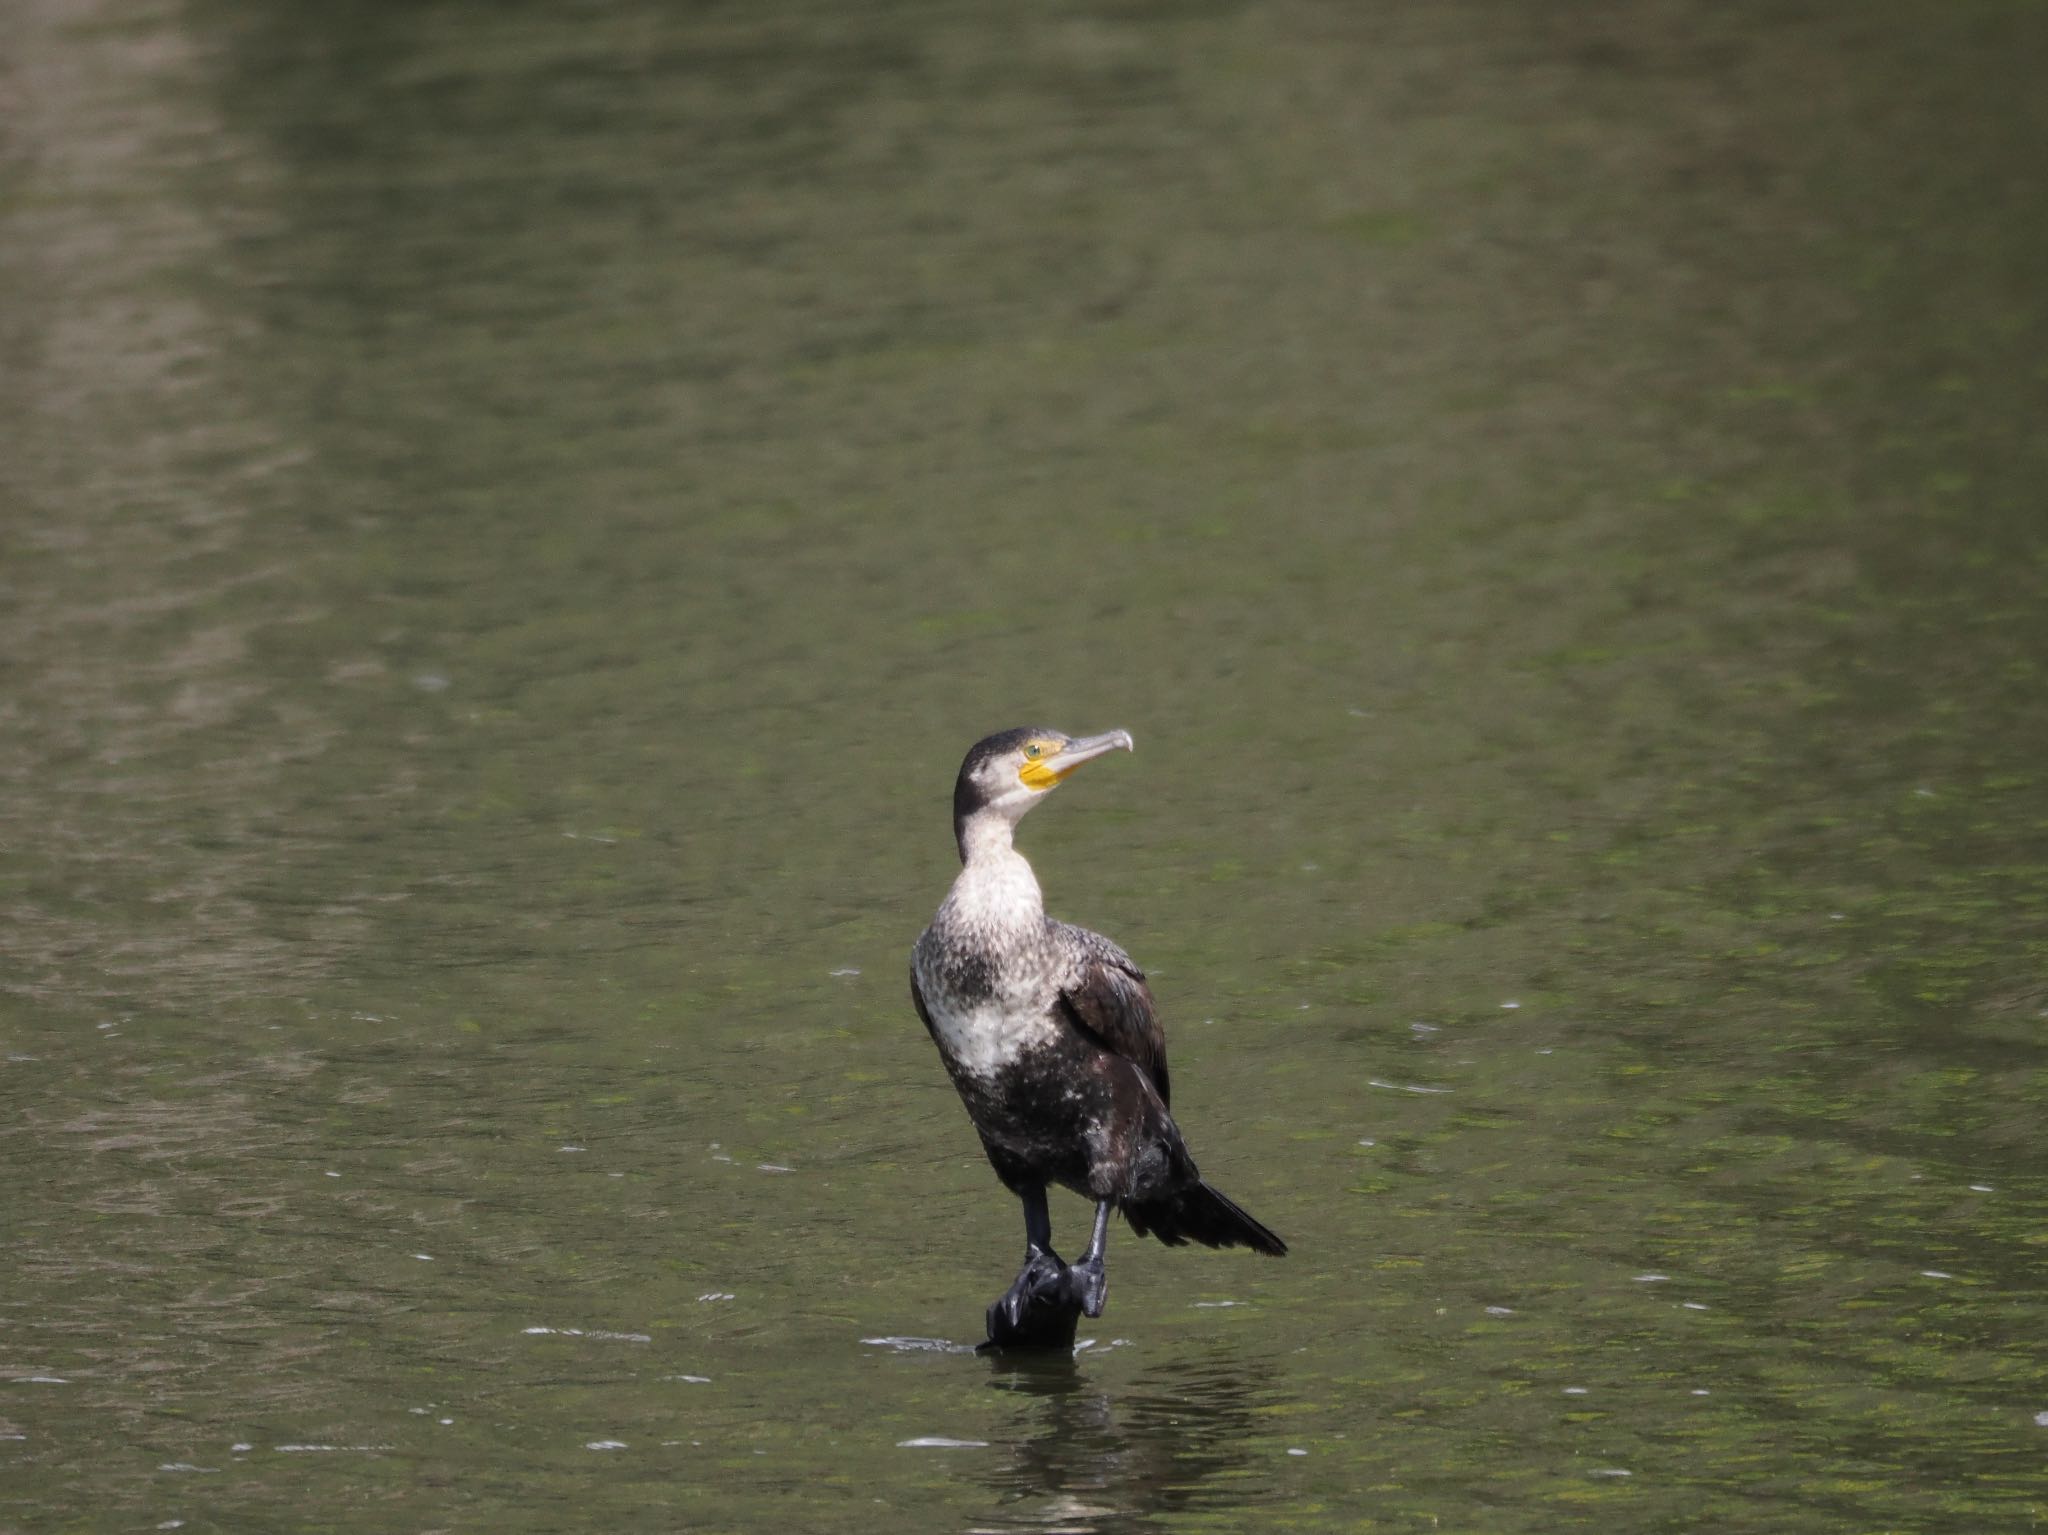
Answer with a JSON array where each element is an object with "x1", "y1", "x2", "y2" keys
[{"x1": 5, "y1": 1, "x2": 2048, "y2": 1529}]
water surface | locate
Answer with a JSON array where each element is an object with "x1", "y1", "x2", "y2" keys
[{"x1": 5, "y1": 0, "x2": 2048, "y2": 1529}]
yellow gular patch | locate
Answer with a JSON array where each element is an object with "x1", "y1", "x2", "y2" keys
[{"x1": 1016, "y1": 743, "x2": 1065, "y2": 791}]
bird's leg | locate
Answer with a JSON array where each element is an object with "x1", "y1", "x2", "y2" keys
[
  {"x1": 1062, "y1": 1200, "x2": 1112, "y2": 1318},
  {"x1": 1022, "y1": 1184, "x2": 1056, "y2": 1263},
  {"x1": 985, "y1": 1187, "x2": 1071, "y2": 1345}
]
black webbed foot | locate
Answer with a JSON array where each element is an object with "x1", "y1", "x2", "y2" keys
[
  {"x1": 981, "y1": 1249, "x2": 1081, "y2": 1352},
  {"x1": 993, "y1": 1248, "x2": 1065, "y2": 1328},
  {"x1": 1065, "y1": 1253, "x2": 1108, "y2": 1319}
]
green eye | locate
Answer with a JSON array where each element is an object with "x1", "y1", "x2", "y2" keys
[{"x1": 1024, "y1": 744, "x2": 1042, "y2": 760}]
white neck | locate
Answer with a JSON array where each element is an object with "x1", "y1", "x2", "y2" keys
[
  {"x1": 945, "y1": 811, "x2": 1044, "y2": 929},
  {"x1": 957, "y1": 809, "x2": 1019, "y2": 865}
]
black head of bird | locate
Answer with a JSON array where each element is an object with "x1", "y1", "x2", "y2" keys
[{"x1": 952, "y1": 727, "x2": 1135, "y2": 861}]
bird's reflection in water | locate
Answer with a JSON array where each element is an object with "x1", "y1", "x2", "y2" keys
[{"x1": 972, "y1": 1345, "x2": 1277, "y2": 1533}]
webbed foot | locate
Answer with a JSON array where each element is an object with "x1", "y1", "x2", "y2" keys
[
  {"x1": 981, "y1": 1249, "x2": 1082, "y2": 1352},
  {"x1": 1065, "y1": 1253, "x2": 1108, "y2": 1318}
]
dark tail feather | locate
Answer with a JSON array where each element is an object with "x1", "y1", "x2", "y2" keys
[{"x1": 1127, "y1": 1180, "x2": 1287, "y2": 1256}]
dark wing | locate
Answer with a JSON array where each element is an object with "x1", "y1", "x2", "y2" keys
[{"x1": 1054, "y1": 923, "x2": 1170, "y2": 1109}]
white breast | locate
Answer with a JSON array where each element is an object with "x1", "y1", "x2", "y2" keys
[
  {"x1": 923, "y1": 995, "x2": 1058, "y2": 1079},
  {"x1": 915, "y1": 846, "x2": 1057, "y2": 1080}
]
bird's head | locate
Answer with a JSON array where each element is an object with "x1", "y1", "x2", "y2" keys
[{"x1": 952, "y1": 726, "x2": 1134, "y2": 861}]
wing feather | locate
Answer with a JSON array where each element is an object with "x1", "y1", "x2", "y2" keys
[
  {"x1": 1055, "y1": 923, "x2": 1170, "y2": 1108},
  {"x1": 909, "y1": 962, "x2": 938, "y2": 1042}
]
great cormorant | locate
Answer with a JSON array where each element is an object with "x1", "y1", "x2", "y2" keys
[{"x1": 911, "y1": 727, "x2": 1286, "y2": 1345}]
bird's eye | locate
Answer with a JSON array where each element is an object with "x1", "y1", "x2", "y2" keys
[{"x1": 1024, "y1": 743, "x2": 1042, "y2": 760}]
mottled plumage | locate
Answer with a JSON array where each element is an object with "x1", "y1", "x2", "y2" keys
[{"x1": 910, "y1": 727, "x2": 1283, "y2": 1344}]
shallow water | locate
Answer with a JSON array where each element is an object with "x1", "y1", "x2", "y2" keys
[{"x1": 5, "y1": 0, "x2": 2048, "y2": 1529}]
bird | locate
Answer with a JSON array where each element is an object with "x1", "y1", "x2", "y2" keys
[{"x1": 910, "y1": 726, "x2": 1285, "y2": 1344}]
